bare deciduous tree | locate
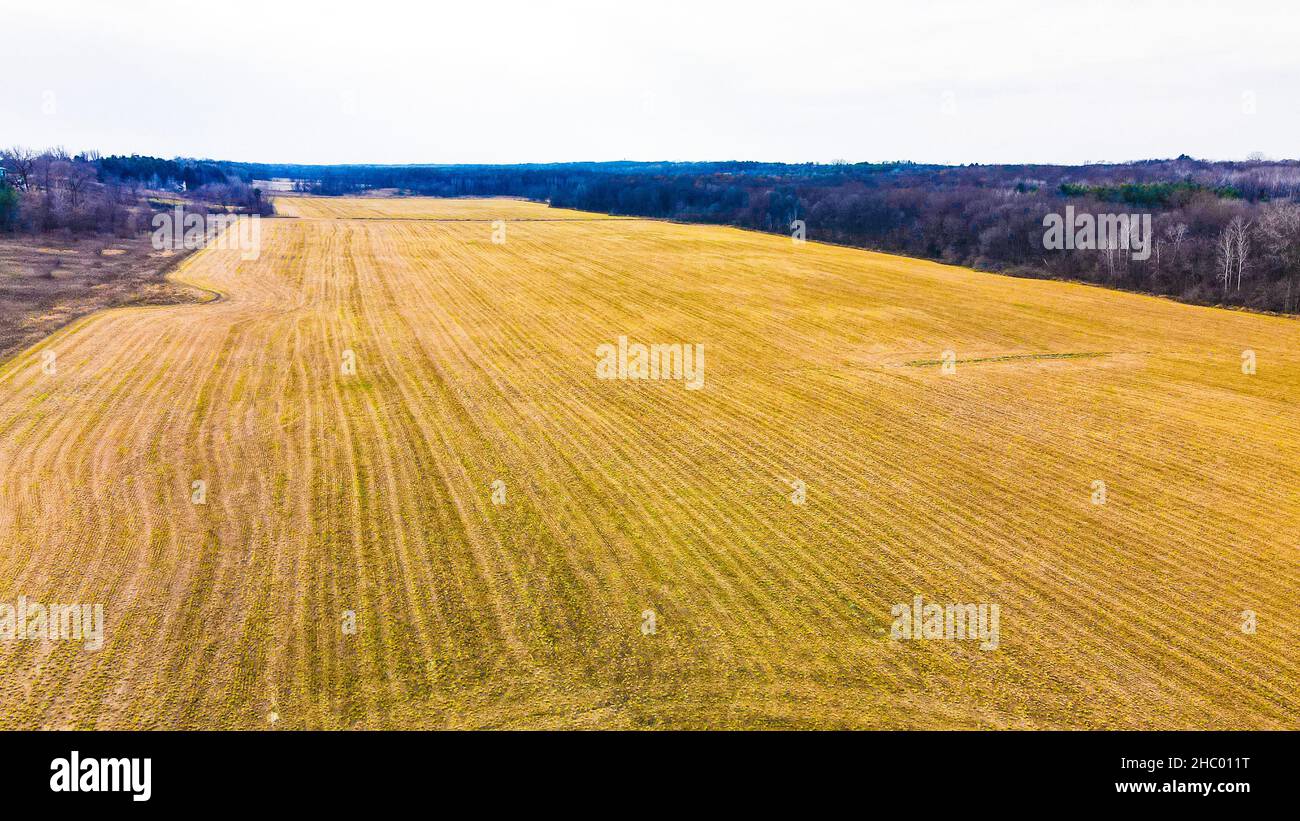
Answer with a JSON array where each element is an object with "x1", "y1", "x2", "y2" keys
[
  {"x1": 1216, "y1": 224, "x2": 1235, "y2": 293},
  {"x1": 1229, "y1": 217, "x2": 1252, "y2": 291},
  {"x1": 0, "y1": 147, "x2": 37, "y2": 191},
  {"x1": 1165, "y1": 223, "x2": 1187, "y2": 266},
  {"x1": 63, "y1": 162, "x2": 97, "y2": 210}
]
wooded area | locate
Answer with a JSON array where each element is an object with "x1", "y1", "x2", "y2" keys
[
  {"x1": 4, "y1": 151, "x2": 1299, "y2": 313},
  {"x1": 0, "y1": 148, "x2": 272, "y2": 236},
  {"x1": 230, "y1": 155, "x2": 1300, "y2": 313}
]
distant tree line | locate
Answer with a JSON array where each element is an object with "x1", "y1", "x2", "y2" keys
[
  {"x1": 0, "y1": 147, "x2": 146, "y2": 234},
  {"x1": 5, "y1": 150, "x2": 1299, "y2": 313},
  {"x1": 225, "y1": 155, "x2": 1300, "y2": 313},
  {"x1": 95, "y1": 154, "x2": 232, "y2": 192},
  {"x1": 0, "y1": 148, "x2": 272, "y2": 236}
]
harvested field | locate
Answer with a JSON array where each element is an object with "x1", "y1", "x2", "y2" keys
[
  {"x1": 0, "y1": 197, "x2": 1295, "y2": 729},
  {"x1": 273, "y1": 196, "x2": 625, "y2": 221}
]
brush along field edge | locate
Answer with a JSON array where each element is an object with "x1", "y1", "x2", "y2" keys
[{"x1": 0, "y1": 198, "x2": 1295, "y2": 729}]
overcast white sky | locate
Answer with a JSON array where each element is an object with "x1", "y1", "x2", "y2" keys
[{"x1": 1, "y1": 0, "x2": 1295, "y2": 165}]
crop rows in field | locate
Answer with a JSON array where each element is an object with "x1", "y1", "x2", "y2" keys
[{"x1": 0, "y1": 197, "x2": 1295, "y2": 729}]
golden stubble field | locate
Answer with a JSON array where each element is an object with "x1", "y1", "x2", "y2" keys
[{"x1": 0, "y1": 196, "x2": 1295, "y2": 729}]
